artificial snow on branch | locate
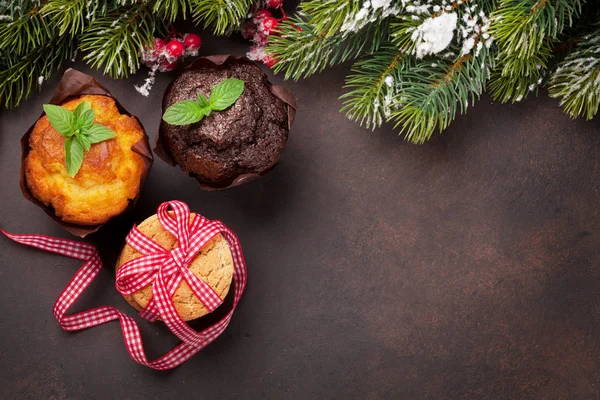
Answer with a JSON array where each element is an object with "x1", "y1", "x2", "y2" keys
[
  {"x1": 79, "y1": 3, "x2": 162, "y2": 78},
  {"x1": 549, "y1": 30, "x2": 600, "y2": 120},
  {"x1": 268, "y1": 0, "x2": 600, "y2": 143},
  {"x1": 269, "y1": 18, "x2": 391, "y2": 80}
]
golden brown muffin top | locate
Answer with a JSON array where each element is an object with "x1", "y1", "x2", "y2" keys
[
  {"x1": 25, "y1": 94, "x2": 145, "y2": 225},
  {"x1": 116, "y1": 213, "x2": 234, "y2": 322}
]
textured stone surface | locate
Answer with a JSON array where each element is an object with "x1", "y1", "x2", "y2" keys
[{"x1": 1, "y1": 34, "x2": 600, "y2": 400}]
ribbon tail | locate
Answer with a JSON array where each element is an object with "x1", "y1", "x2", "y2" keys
[
  {"x1": 1, "y1": 228, "x2": 209, "y2": 370},
  {"x1": 53, "y1": 254, "x2": 103, "y2": 319},
  {"x1": 1, "y1": 229, "x2": 97, "y2": 260},
  {"x1": 1, "y1": 208, "x2": 249, "y2": 371}
]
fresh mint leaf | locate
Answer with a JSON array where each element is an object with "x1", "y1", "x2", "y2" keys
[
  {"x1": 163, "y1": 100, "x2": 210, "y2": 125},
  {"x1": 78, "y1": 134, "x2": 91, "y2": 151},
  {"x1": 44, "y1": 100, "x2": 117, "y2": 177},
  {"x1": 86, "y1": 124, "x2": 117, "y2": 144},
  {"x1": 162, "y1": 78, "x2": 245, "y2": 126},
  {"x1": 209, "y1": 78, "x2": 244, "y2": 111},
  {"x1": 72, "y1": 101, "x2": 91, "y2": 121},
  {"x1": 44, "y1": 104, "x2": 74, "y2": 136},
  {"x1": 196, "y1": 94, "x2": 212, "y2": 117},
  {"x1": 197, "y1": 93, "x2": 210, "y2": 109},
  {"x1": 73, "y1": 102, "x2": 94, "y2": 133},
  {"x1": 65, "y1": 137, "x2": 84, "y2": 178},
  {"x1": 78, "y1": 109, "x2": 95, "y2": 132}
]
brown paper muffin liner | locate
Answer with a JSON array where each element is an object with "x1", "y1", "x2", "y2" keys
[
  {"x1": 154, "y1": 55, "x2": 297, "y2": 191},
  {"x1": 20, "y1": 68, "x2": 154, "y2": 238}
]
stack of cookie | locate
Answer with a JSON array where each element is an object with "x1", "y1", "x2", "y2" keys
[{"x1": 116, "y1": 212, "x2": 234, "y2": 320}]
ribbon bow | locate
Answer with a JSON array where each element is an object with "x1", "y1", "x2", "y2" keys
[
  {"x1": 116, "y1": 200, "x2": 236, "y2": 346},
  {"x1": 1, "y1": 200, "x2": 247, "y2": 370}
]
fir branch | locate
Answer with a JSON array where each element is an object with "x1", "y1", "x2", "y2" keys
[
  {"x1": 391, "y1": 1, "x2": 493, "y2": 60},
  {"x1": 390, "y1": 12, "x2": 423, "y2": 55},
  {"x1": 154, "y1": 0, "x2": 189, "y2": 22},
  {"x1": 491, "y1": 0, "x2": 584, "y2": 57},
  {"x1": 389, "y1": 43, "x2": 496, "y2": 143},
  {"x1": 191, "y1": 0, "x2": 252, "y2": 35},
  {"x1": 297, "y1": 0, "x2": 361, "y2": 37},
  {"x1": 489, "y1": 0, "x2": 584, "y2": 103},
  {"x1": 488, "y1": 42, "x2": 551, "y2": 103},
  {"x1": 0, "y1": 0, "x2": 39, "y2": 20},
  {"x1": 320, "y1": 0, "x2": 402, "y2": 37},
  {"x1": 40, "y1": 0, "x2": 112, "y2": 36},
  {"x1": 0, "y1": 5, "x2": 53, "y2": 56},
  {"x1": 0, "y1": 36, "x2": 73, "y2": 109},
  {"x1": 548, "y1": 31, "x2": 600, "y2": 120},
  {"x1": 79, "y1": 3, "x2": 164, "y2": 79},
  {"x1": 340, "y1": 48, "x2": 408, "y2": 129},
  {"x1": 268, "y1": 17, "x2": 391, "y2": 81}
]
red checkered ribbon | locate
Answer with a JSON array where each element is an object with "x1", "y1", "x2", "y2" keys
[{"x1": 0, "y1": 200, "x2": 247, "y2": 370}]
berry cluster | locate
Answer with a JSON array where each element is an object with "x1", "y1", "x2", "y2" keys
[
  {"x1": 140, "y1": 31, "x2": 202, "y2": 72},
  {"x1": 244, "y1": 0, "x2": 285, "y2": 67}
]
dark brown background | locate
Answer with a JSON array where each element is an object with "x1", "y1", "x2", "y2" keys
[{"x1": 1, "y1": 33, "x2": 600, "y2": 400}]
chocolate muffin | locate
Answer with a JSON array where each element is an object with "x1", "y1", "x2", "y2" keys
[{"x1": 160, "y1": 58, "x2": 291, "y2": 187}]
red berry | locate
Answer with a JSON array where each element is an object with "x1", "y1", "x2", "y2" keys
[
  {"x1": 165, "y1": 40, "x2": 185, "y2": 59},
  {"x1": 261, "y1": 17, "x2": 279, "y2": 35},
  {"x1": 266, "y1": 0, "x2": 283, "y2": 8},
  {"x1": 150, "y1": 38, "x2": 166, "y2": 57},
  {"x1": 254, "y1": 9, "x2": 272, "y2": 21},
  {"x1": 183, "y1": 33, "x2": 202, "y2": 50},
  {"x1": 263, "y1": 54, "x2": 278, "y2": 68},
  {"x1": 159, "y1": 59, "x2": 178, "y2": 72},
  {"x1": 242, "y1": 22, "x2": 257, "y2": 40}
]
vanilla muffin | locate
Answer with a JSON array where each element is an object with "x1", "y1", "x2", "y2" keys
[
  {"x1": 116, "y1": 212, "x2": 234, "y2": 321},
  {"x1": 24, "y1": 94, "x2": 146, "y2": 225}
]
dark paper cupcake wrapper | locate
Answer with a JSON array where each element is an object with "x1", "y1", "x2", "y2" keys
[
  {"x1": 154, "y1": 55, "x2": 297, "y2": 191},
  {"x1": 20, "y1": 68, "x2": 154, "y2": 238}
]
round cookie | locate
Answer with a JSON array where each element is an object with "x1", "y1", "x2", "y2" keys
[{"x1": 116, "y1": 213, "x2": 234, "y2": 321}]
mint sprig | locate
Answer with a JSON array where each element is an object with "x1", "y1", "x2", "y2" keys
[
  {"x1": 43, "y1": 101, "x2": 116, "y2": 177},
  {"x1": 162, "y1": 78, "x2": 245, "y2": 126}
]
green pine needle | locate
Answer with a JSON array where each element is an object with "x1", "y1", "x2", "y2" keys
[
  {"x1": 0, "y1": 0, "x2": 255, "y2": 110},
  {"x1": 298, "y1": 0, "x2": 359, "y2": 37},
  {"x1": 79, "y1": 4, "x2": 164, "y2": 79},
  {"x1": 154, "y1": 0, "x2": 189, "y2": 22},
  {"x1": 490, "y1": 0, "x2": 584, "y2": 58},
  {"x1": 191, "y1": 0, "x2": 251, "y2": 35},
  {"x1": 0, "y1": 37, "x2": 74, "y2": 109},
  {"x1": 0, "y1": 10, "x2": 53, "y2": 56},
  {"x1": 41, "y1": 0, "x2": 109, "y2": 36},
  {"x1": 340, "y1": 48, "x2": 409, "y2": 130},
  {"x1": 268, "y1": 17, "x2": 390, "y2": 81},
  {"x1": 488, "y1": 42, "x2": 552, "y2": 103},
  {"x1": 389, "y1": 44, "x2": 496, "y2": 144},
  {"x1": 549, "y1": 31, "x2": 600, "y2": 120},
  {"x1": 489, "y1": 0, "x2": 585, "y2": 103},
  {"x1": 2, "y1": 0, "x2": 599, "y2": 140}
]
